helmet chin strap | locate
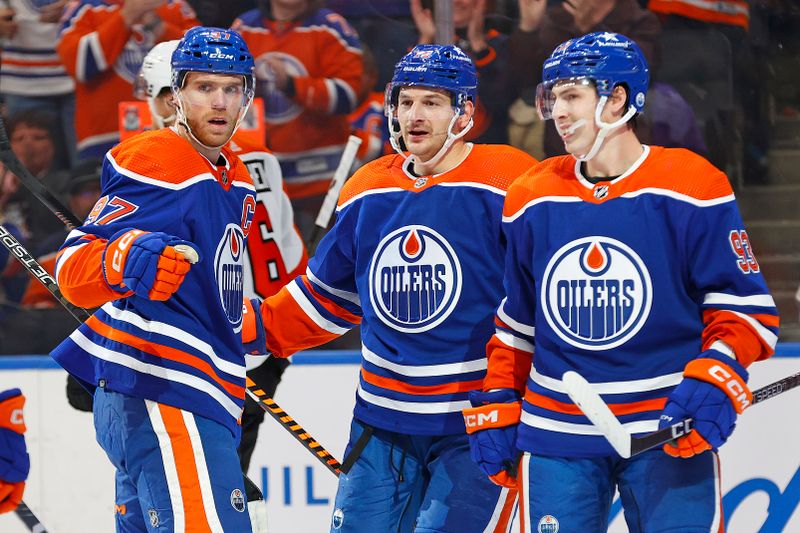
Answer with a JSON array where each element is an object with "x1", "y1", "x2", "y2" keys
[
  {"x1": 574, "y1": 96, "x2": 637, "y2": 162},
  {"x1": 388, "y1": 108, "x2": 474, "y2": 172},
  {"x1": 172, "y1": 90, "x2": 253, "y2": 154}
]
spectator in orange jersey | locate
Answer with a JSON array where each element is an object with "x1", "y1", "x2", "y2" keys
[
  {"x1": 56, "y1": 0, "x2": 200, "y2": 161},
  {"x1": 411, "y1": 0, "x2": 512, "y2": 144},
  {"x1": 231, "y1": 0, "x2": 363, "y2": 239}
]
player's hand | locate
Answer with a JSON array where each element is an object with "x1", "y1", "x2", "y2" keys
[
  {"x1": 102, "y1": 229, "x2": 199, "y2": 301},
  {"x1": 518, "y1": 0, "x2": 546, "y2": 32},
  {"x1": 463, "y1": 389, "x2": 521, "y2": 488},
  {"x1": 466, "y1": 0, "x2": 488, "y2": 53},
  {"x1": 659, "y1": 351, "x2": 751, "y2": 458},
  {"x1": 120, "y1": 0, "x2": 164, "y2": 27},
  {"x1": 242, "y1": 298, "x2": 268, "y2": 356},
  {"x1": 410, "y1": 0, "x2": 436, "y2": 45},
  {"x1": 0, "y1": 389, "x2": 29, "y2": 514}
]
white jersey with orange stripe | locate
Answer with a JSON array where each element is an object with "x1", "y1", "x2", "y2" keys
[{"x1": 51, "y1": 128, "x2": 257, "y2": 438}]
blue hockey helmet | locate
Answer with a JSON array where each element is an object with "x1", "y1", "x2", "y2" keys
[
  {"x1": 537, "y1": 32, "x2": 649, "y2": 120},
  {"x1": 171, "y1": 27, "x2": 255, "y2": 98},
  {"x1": 385, "y1": 44, "x2": 477, "y2": 112}
]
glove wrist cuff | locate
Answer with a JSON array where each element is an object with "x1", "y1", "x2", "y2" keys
[
  {"x1": 684, "y1": 358, "x2": 752, "y2": 414},
  {"x1": 463, "y1": 402, "x2": 521, "y2": 434}
]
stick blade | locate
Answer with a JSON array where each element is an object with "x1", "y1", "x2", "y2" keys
[{"x1": 562, "y1": 371, "x2": 632, "y2": 458}]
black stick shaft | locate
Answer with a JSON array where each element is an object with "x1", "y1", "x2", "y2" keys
[
  {"x1": 14, "y1": 501, "x2": 48, "y2": 532},
  {"x1": 631, "y1": 371, "x2": 800, "y2": 456}
]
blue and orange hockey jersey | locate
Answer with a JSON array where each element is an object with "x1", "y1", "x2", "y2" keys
[
  {"x1": 348, "y1": 91, "x2": 391, "y2": 166},
  {"x1": 51, "y1": 128, "x2": 256, "y2": 438},
  {"x1": 231, "y1": 8, "x2": 362, "y2": 199},
  {"x1": 57, "y1": 0, "x2": 199, "y2": 159},
  {"x1": 256, "y1": 145, "x2": 536, "y2": 435},
  {"x1": 485, "y1": 146, "x2": 779, "y2": 457}
]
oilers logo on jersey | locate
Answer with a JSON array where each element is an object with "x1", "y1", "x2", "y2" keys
[
  {"x1": 115, "y1": 30, "x2": 157, "y2": 84},
  {"x1": 255, "y1": 52, "x2": 307, "y2": 124},
  {"x1": 215, "y1": 223, "x2": 246, "y2": 331},
  {"x1": 541, "y1": 236, "x2": 652, "y2": 350},
  {"x1": 369, "y1": 225, "x2": 462, "y2": 333}
]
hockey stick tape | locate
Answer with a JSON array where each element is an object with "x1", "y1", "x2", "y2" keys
[{"x1": 174, "y1": 244, "x2": 199, "y2": 264}]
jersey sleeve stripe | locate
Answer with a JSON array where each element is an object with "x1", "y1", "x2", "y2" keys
[
  {"x1": 76, "y1": 31, "x2": 106, "y2": 82},
  {"x1": 286, "y1": 281, "x2": 351, "y2": 334},
  {"x1": 69, "y1": 329, "x2": 242, "y2": 418},
  {"x1": 331, "y1": 78, "x2": 357, "y2": 113},
  {"x1": 55, "y1": 237, "x2": 91, "y2": 283},
  {"x1": 85, "y1": 316, "x2": 244, "y2": 398},
  {"x1": 102, "y1": 304, "x2": 246, "y2": 379},
  {"x1": 362, "y1": 343, "x2": 487, "y2": 377},
  {"x1": 495, "y1": 329, "x2": 534, "y2": 353},
  {"x1": 703, "y1": 292, "x2": 776, "y2": 307},
  {"x1": 360, "y1": 368, "x2": 484, "y2": 396},
  {"x1": 496, "y1": 298, "x2": 535, "y2": 337},
  {"x1": 306, "y1": 269, "x2": 361, "y2": 306},
  {"x1": 726, "y1": 310, "x2": 779, "y2": 348},
  {"x1": 300, "y1": 277, "x2": 362, "y2": 324}
]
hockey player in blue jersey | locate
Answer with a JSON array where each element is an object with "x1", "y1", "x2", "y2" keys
[
  {"x1": 242, "y1": 45, "x2": 537, "y2": 532},
  {"x1": 51, "y1": 27, "x2": 259, "y2": 532},
  {"x1": 0, "y1": 389, "x2": 28, "y2": 515},
  {"x1": 463, "y1": 32, "x2": 779, "y2": 531}
]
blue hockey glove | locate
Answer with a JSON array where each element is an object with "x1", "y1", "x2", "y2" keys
[
  {"x1": 102, "y1": 229, "x2": 198, "y2": 301},
  {"x1": 462, "y1": 389, "x2": 521, "y2": 488},
  {"x1": 659, "y1": 351, "x2": 751, "y2": 458},
  {"x1": 242, "y1": 298, "x2": 267, "y2": 356},
  {"x1": 0, "y1": 389, "x2": 29, "y2": 514}
]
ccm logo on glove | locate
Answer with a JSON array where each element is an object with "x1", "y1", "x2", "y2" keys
[
  {"x1": 111, "y1": 230, "x2": 143, "y2": 273},
  {"x1": 685, "y1": 358, "x2": 752, "y2": 413}
]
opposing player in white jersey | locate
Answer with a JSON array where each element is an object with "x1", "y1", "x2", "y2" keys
[
  {"x1": 52, "y1": 27, "x2": 261, "y2": 532},
  {"x1": 135, "y1": 39, "x2": 307, "y2": 479},
  {"x1": 242, "y1": 44, "x2": 537, "y2": 532},
  {"x1": 464, "y1": 32, "x2": 779, "y2": 531}
]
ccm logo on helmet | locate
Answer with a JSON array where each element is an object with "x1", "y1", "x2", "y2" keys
[
  {"x1": 464, "y1": 410, "x2": 499, "y2": 429},
  {"x1": 209, "y1": 52, "x2": 234, "y2": 60}
]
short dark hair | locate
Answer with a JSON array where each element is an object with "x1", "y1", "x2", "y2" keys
[{"x1": 6, "y1": 109, "x2": 57, "y2": 141}]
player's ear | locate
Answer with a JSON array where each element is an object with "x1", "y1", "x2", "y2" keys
[
  {"x1": 608, "y1": 85, "x2": 628, "y2": 117},
  {"x1": 458, "y1": 100, "x2": 475, "y2": 128}
]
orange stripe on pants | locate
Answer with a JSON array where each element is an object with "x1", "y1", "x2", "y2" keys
[{"x1": 158, "y1": 404, "x2": 213, "y2": 533}]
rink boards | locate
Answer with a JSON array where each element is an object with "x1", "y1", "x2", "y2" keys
[{"x1": 0, "y1": 346, "x2": 798, "y2": 532}]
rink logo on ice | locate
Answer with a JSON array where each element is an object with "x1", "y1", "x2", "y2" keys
[
  {"x1": 541, "y1": 237, "x2": 652, "y2": 350},
  {"x1": 231, "y1": 488, "x2": 246, "y2": 512},
  {"x1": 369, "y1": 225, "x2": 462, "y2": 333},
  {"x1": 538, "y1": 514, "x2": 559, "y2": 533},
  {"x1": 215, "y1": 224, "x2": 246, "y2": 331},
  {"x1": 332, "y1": 508, "x2": 344, "y2": 529}
]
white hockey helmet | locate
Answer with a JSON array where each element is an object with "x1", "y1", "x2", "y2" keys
[{"x1": 135, "y1": 40, "x2": 180, "y2": 128}]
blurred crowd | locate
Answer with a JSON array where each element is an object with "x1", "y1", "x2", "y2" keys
[{"x1": 1, "y1": 0, "x2": 799, "y2": 353}]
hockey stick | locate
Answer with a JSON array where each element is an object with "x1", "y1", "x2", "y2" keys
[
  {"x1": 306, "y1": 135, "x2": 362, "y2": 253},
  {"x1": 13, "y1": 500, "x2": 47, "y2": 532},
  {"x1": 0, "y1": 223, "x2": 342, "y2": 478},
  {"x1": 562, "y1": 370, "x2": 800, "y2": 458},
  {"x1": 0, "y1": 115, "x2": 343, "y2": 476}
]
